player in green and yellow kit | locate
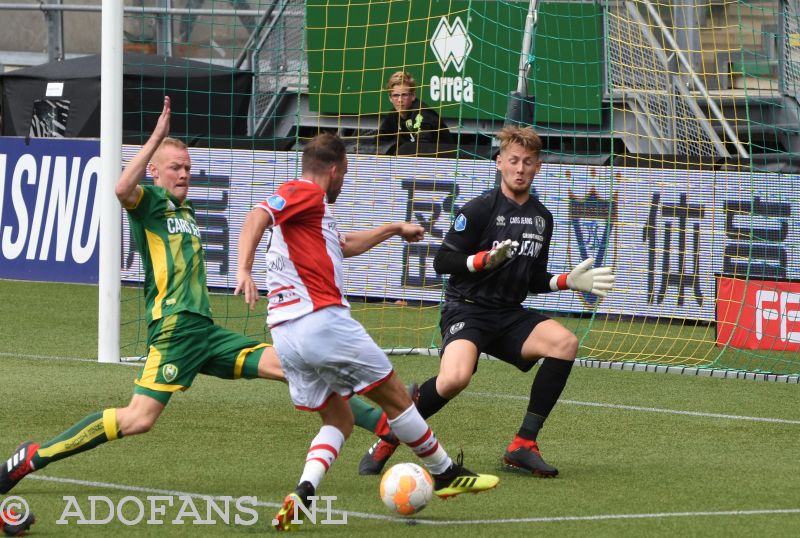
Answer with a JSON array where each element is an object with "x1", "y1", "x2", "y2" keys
[{"x1": 0, "y1": 96, "x2": 400, "y2": 495}]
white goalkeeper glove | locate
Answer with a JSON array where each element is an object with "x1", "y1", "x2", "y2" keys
[
  {"x1": 550, "y1": 258, "x2": 615, "y2": 297},
  {"x1": 467, "y1": 239, "x2": 519, "y2": 272}
]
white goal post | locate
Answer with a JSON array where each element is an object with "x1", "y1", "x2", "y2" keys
[{"x1": 97, "y1": 0, "x2": 123, "y2": 364}]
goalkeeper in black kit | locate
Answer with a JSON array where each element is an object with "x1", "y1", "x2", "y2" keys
[{"x1": 360, "y1": 125, "x2": 615, "y2": 477}]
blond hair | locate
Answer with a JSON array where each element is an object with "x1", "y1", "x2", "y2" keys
[
  {"x1": 158, "y1": 137, "x2": 187, "y2": 151},
  {"x1": 385, "y1": 70, "x2": 417, "y2": 91},
  {"x1": 497, "y1": 126, "x2": 542, "y2": 155},
  {"x1": 151, "y1": 137, "x2": 189, "y2": 169}
]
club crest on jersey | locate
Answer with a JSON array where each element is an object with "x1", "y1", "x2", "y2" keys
[
  {"x1": 568, "y1": 186, "x2": 618, "y2": 306},
  {"x1": 534, "y1": 216, "x2": 546, "y2": 234},
  {"x1": 454, "y1": 213, "x2": 467, "y2": 231},
  {"x1": 449, "y1": 321, "x2": 465, "y2": 335},
  {"x1": 162, "y1": 364, "x2": 179, "y2": 383},
  {"x1": 267, "y1": 194, "x2": 287, "y2": 211}
]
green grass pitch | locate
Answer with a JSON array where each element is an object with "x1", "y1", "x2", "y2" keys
[{"x1": 0, "y1": 279, "x2": 798, "y2": 537}]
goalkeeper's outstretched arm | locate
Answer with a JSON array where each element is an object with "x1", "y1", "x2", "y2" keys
[
  {"x1": 548, "y1": 258, "x2": 616, "y2": 298},
  {"x1": 434, "y1": 239, "x2": 518, "y2": 274}
]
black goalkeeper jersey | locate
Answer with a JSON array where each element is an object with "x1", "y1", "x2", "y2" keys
[{"x1": 436, "y1": 187, "x2": 555, "y2": 308}]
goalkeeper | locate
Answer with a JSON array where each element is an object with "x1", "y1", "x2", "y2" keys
[{"x1": 360, "y1": 125, "x2": 615, "y2": 477}]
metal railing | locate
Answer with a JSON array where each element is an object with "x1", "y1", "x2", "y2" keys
[
  {"x1": 1, "y1": 1, "x2": 274, "y2": 60},
  {"x1": 0, "y1": 1, "x2": 308, "y2": 137},
  {"x1": 606, "y1": 0, "x2": 740, "y2": 158}
]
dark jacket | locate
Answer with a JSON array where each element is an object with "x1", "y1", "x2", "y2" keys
[{"x1": 377, "y1": 99, "x2": 454, "y2": 150}]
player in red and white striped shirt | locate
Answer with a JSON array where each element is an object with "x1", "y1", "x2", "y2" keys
[{"x1": 237, "y1": 133, "x2": 499, "y2": 530}]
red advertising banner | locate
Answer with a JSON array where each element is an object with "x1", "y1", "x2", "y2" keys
[{"x1": 716, "y1": 276, "x2": 800, "y2": 351}]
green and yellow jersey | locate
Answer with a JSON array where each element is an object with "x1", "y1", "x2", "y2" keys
[{"x1": 125, "y1": 185, "x2": 212, "y2": 325}]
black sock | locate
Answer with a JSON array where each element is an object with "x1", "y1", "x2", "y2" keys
[
  {"x1": 517, "y1": 412, "x2": 545, "y2": 441},
  {"x1": 415, "y1": 376, "x2": 451, "y2": 419},
  {"x1": 518, "y1": 358, "x2": 574, "y2": 440}
]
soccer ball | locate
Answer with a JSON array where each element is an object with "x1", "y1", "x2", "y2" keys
[{"x1": 379, "y1": 462, "x2": 433, "y2": 516}]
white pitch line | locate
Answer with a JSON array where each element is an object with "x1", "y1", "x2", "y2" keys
[
  {"x1": 5, "y1": 353, "x2": 800, "y2": 424},
  {"x1": 560, "y1": 399, "x2": 800, "y2": 425},
  {"x1": 419, "y1": 509, "x2": 800, "y2": 525},
  {"x1": 0, "y1": 352, "x2": 140, "y2": 366},
  {"x1": 25, "y1": 475, "x2": 800, "y2": 526},
  {"x1": 0, "y1": 352, "x2": 97, "y2": 362},
  {"x1": 464, "y1": 391, "x2": 800, "y2": 425}
]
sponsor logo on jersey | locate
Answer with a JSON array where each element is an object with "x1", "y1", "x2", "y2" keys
[
  {"x1": 496, "y1": 215, "x2": 506, "y2": 227},
  {"x1": 518, "y1": 239, "x2": 542, "y2": 259},
  {"x1": 267, "y1": 194, "x2": 287, "y2": 211},
  {"x1": 167, "y1": 217, "x2": 201, "y2": 238},
  {"x1": 568, "y1": 186, "x2": 618, "y2": 306},
  {"x1": 269, "y1": 288, "x2": 298, "y2": 306},
  {"x1": 454, "y1": 213, "x2": 467, "y2": 231},
  {"x1": 449, "y1": 321, "x2": 465, "y2": 335},
  {"x1": 535, "y1": 216, "x2": 546, "y2": 234},
  {"x1": 162, "y1": 364, "x2": 179, "y2": 383}
]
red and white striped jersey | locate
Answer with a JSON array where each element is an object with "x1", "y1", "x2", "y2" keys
[{"x1": 256, "y1": 179, "x2": 349, "y2": 326}]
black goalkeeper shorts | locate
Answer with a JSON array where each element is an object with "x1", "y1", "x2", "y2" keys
[{"x1": 439, "y1": 300, "x2": 550, "y2": 373}]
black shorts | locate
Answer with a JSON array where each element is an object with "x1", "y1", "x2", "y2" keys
[{"x1": 439, "y1": 301, "x2": 550, "y2": 372}]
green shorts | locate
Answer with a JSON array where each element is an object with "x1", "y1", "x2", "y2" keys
[{"x1": 134, "y1": 313, "x2": 269, "y2": 405}]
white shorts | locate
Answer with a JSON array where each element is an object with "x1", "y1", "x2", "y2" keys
[{"x1": 271, "y1": 306, "x2": 394, "y2": 411}]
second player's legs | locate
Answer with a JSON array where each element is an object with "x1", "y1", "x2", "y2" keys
[
  {"x1": 257, "y1": 346, "x2": 286, "y2": 381},
  {"x1": 503, "y1": 318, "x2": 577, "y2": 477},
  {"x1": 1, "y1": 390, "x2": 168, "y2": 496},
  {"x1": 359, "y1": 371, "x2": 413, "y2": 418},
  {"x1": 16, "y1": 312, "x2": 214, "y2": 480},
  {"x1": 317, "y1": 394, "x2": 355, "y2": 438},
  {"x1": 520, "y1": 319, "x2": 578, "y2": 362},
  {"x1": 362, "y1": 368, "x2": 500, "y2": 498},
  {"x1": 116, "y1": 393, "x2": 166, "y2": 435},
  {"x1": 435, "y1": 339, "x2": 480, "y2": 398},
  {"x1": 411, "y1": 339, "x2": 479, "y2": 423},
  {"x1": 519, "y1": 319, "x2": 577, "y2": 428},
  {"x1": 357, "y1": 336, "x2": 479, "y2": 476},
  {"x1": 274, "y1": 396, "x2": 351, "y2": 532},
  {"x1": 362, "y1": 375, "x2": 452, "y2": 475}
]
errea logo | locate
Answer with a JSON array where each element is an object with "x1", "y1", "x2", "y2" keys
[
  {"x1": 428, "y1": 16, "x2": 474, "y2": 103},
  {"x1": 430, "y1": 16, "x2": 472, "y2": 72}
]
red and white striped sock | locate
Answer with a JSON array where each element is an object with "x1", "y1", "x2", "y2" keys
[
  {"x1": 299, "y1": 425, "x2": 345, "y2": 489},
  {"x1": 388, "y1": 404, "x2": 452, "y2": 475}
]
